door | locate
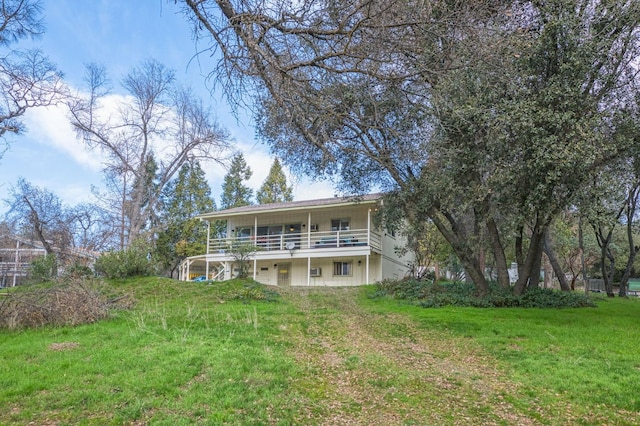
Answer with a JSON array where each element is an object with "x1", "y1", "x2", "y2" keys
[{"x1": 277, "y1": 263, "x2": 291, "y2": 286}]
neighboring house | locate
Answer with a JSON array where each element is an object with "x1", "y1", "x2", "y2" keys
[
  {"x1": 0, "y1": 234, "x2": 99, "y2": 287},
  {"x1": 0, "y1": 235, "x2": 46, "y2": 287},
  {"x1": 179, "y1": 194, "x2": 413, "y2": 286}
]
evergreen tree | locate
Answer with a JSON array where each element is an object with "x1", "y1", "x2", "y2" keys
[
  {"x1": 155, "y1": 161, "x2": 215, "y2": 277},
  {"x1": 256, "y1": 158, "x2": 293, "y2": 204},
  {"x1": 220, "y1": 153, "x2": 253, "y2": 209}
]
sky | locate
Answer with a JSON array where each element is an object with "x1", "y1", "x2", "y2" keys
[{"x1": 0, "y1": 0, "x2": 336, "y2": 215}]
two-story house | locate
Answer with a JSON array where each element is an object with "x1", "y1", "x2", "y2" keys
[
  {"x1": 179, "y1": 194, "x2": 413, "y2": 286},
  {"x1": 0, "y1": 234, "x2": 98, "y2": 287},
  {"x1": 0, "y1": 235, "x2": 46, "y2": 287}
]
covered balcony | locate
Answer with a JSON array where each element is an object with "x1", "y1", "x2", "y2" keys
[{"x1": 207, "y1": 227, "x2": 382, "y2": 257}]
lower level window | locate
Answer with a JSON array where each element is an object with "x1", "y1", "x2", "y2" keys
[{"x1": 333, "y1": 261, "x2": 352, "y2": 276}]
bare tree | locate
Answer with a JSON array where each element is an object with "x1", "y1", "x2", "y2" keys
[
  {"x1": 0, "y1": 0, "x2": 66, "y2": 157},
  {"x1": 66, "y1": 203, "x2": 117, "y2": 253},
  {"x1": 4, "y1": 178, "x2": 71, "y2": 276},
  {"x1": 68, "y1": 59, "x2": 231, "y2": 248}
]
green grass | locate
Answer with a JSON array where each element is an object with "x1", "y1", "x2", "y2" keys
[
  {"x1": 0, "y1": 278, "x2": 302, "y2": 424},
  {"x1": 1, "y1": 278, "x2": 639, "y2": 424},
  {"x1": 363, "y1": 288, "x2": 640, "y2": 414}
]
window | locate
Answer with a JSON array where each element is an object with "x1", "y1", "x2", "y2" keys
[
  {"x1": 235, "y1": 227, "x2": 252, "y2": 240},
  {"x1": 256, "y1": 223, "x2": 301, "y2": 250},
  {"x1": 333, "y1": 261, "x2": 352, "y2": 276},
  {"x1": 331, "y1": 218, "x2": 350, "y2": 231}
]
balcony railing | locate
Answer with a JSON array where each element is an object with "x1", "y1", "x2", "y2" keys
[{"x1": 207, "y1": 229, "x2": 381, "y2": 254}]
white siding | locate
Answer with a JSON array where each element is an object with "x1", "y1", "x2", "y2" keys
[{"x1": 181, "y1": 194, "x2": 415, "y2": 285}]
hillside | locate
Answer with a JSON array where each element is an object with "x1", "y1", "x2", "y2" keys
[{"x1": 1, "y1": 277, "x2": 638, "y2": 424}]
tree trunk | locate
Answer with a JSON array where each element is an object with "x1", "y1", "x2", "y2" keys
[
  {"x1": 513, "y1": 228, "x2": 545, "y2": 295},
  {"x1": 619, "y1": 188, "x2": 640, "y2": 297},
  {"x1": 579, "y1": 217, "x2": 588, "y2": 294},
  {"x1": 515, "y1": 226, "x2": 524, "y2": 279},
  {"x1": 543, "y1": 229, "x2": 572, "y2": 291},
  {"x1": 602, "y1": 245, "x2": 616, "y2": 297},
  {"x1": 486, "y1": 218, "x2": 510, "y2": 289},
  {"x1": 429, "y1": 210, "x2": 490, "y2": 297},
  {"x1": 543, "y1": 254, "x2": 552, "y2": 288},
  {"x1": 528, "y1": 248, "x2": 542, "y2": 290},
  {"x1": 618, "y1": 245, "x2": 638, "y2": 297},
  {"x1": 120, "y1": 176, "x2": 128, "y2": 250},
  {"x1": 23, "y1": 197, "x2": 58, "y2": 277},
  {"x1": 618, "y1": 223, "x2": 638, "y2": 297},
  {"x1": 594, "y1": 225, "x2": 616, "y2": 297}
]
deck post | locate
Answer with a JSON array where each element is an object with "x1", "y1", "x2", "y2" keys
[
  {"x1": 367, "y1": 209, "x2": 371, "y2": 246},
  {"x1": 307, "y1": 212, "x2": 311, "y2": 248},
  {"x1": 253, "y1": 258, "x2": 257, "y2": 280},
  {"x1": 206, "y1": 220, "x2": 210, "y2": 254},
  {"x1": 366, "y1": 254, "x2": 370, "y2": 284}
]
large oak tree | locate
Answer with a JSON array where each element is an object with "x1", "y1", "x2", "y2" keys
[{"x1": 181, "y1": 0, "x2": 640, "y2": 295}]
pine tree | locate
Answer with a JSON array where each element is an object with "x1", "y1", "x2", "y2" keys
[
  {"x1": 256, "y1": 158, "x2": 293, "y2": 204},
  {"x1": 155, "y1": 161, "x2": 215, "y2": 277},
  {"x1": 220, "y1": 153, "x2": 253, "y2": 209}
]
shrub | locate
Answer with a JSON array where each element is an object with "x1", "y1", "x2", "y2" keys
[
  {"x1": 28, "y1": 254, "x2": 57, "y2": 283},
  {"x1": 374, "y1": 277, "x2": 435, "y2": 300},
  {"x1": 517, "y1": 287, "x2": 596, "y2": 308},
  {"x1": 95, "y1": 245, "x2": 153, "y2": 279},
  {"x1": 63, "y1": 263, "x2": 95, "y2": 279},
  {"x1": 372, "y1": 278, "x2": 595, "y2": 308}
]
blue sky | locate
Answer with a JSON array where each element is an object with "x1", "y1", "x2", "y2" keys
[{"x1": 1, "y1": 0, "x2": 334, "y2": 214}]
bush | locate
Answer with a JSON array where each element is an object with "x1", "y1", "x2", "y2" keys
[
  {"x1": 372, "y1": 278, "x2": 595, "y2": 308},
  {"x1": 373, "y1": 277, "x2": 436, "y2": 300},
  {"x1": 28, "y1": 254, "x2": 57, "y2": 283},
  {"x1": 517, "y1": 287, "x2": 596, "y2": 308},
  {"x1": 95, "y1": 246, "x2": 153, "y2": 279},
  {"x1": 0, "y1": 279, "x2": 134, "y2": 330},
  {"x1": 63, "y1": 263, "x2": 95, "y2": 279}
]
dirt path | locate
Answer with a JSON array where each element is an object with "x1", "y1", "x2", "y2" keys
[{"x1": 278, "y1": 287, "x2": 542, "y2": 425}]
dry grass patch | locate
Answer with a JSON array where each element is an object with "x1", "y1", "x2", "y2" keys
[
  {"x1": 0, "y1": 279, "x2": 133, "y2": 330},
  {"x1": 47, "y1": 342, "x2": 79, "y2": 351}
]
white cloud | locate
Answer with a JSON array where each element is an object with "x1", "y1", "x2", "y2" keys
[
  {"x1": 291, "y1": 177, "x2": 336, "y2": 201},
  {"x1": 19, "y1": 92, "x2": 338, "y2": 209},
  {"x1": 23, "y1": 105, "x2": 103, "y2": 171}
]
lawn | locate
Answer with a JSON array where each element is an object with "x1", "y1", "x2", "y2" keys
[{"x1": 0, "y1": 278, "x2": 638, "y2": 425}]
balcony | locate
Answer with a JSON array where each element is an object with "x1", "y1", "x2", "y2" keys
[{"x1": 207, "y1": 228, "x2": 381, "y2": 256}]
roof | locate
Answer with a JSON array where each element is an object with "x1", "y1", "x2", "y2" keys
[
  {"x1": 198, "y1": 193, "x2": 383, "y2": 220},
  {"x1": 0, "y1": 234, "x2": 98, "y2": 259},
  {"x1": 0, "y1": 234, "x2": 46, "y2": 250}
]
